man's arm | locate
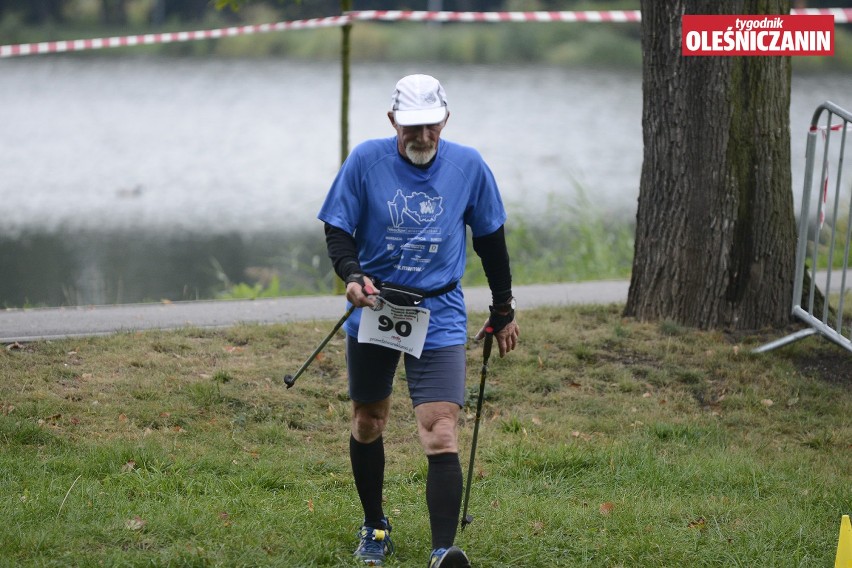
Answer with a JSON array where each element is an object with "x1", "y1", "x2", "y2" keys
[
  {"x1": 471, "y1": 225, "x2": 513, "y2": 307},
  {"x1": 324, "y1": 223, "x2": 376, "y2": 306},
  {"x1": 472, "y1": 225, "x2": 519, "y2": 356},
  {"x1": 324, "y1": 222, "x2": 361, "y2": 282}
]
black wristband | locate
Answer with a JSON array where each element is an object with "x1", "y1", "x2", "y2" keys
[
  {"x1": 487, "y1": 304, "x2": 515, "y2": 334},
  {"x1": 345, "y1": 273, "x2": 366, "y2": 287}
]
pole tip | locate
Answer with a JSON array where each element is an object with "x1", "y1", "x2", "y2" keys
[{"x1": 283, "y1": 374, "x2": 295, "y2": 388}]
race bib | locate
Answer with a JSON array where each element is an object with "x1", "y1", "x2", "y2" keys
[{"x1": 357, "y1": 298, "x2": 430, "y2": 358}]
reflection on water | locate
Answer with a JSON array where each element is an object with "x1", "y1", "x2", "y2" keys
[{"x1": 0, "y1": 229, "x2": 332, "y2": 307}]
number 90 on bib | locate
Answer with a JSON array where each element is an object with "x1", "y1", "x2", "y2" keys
[{"x1": 358, "y1": 300, "x2": 430, "y2": 358}]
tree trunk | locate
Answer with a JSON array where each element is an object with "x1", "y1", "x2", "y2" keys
[
  {"x1": 100, "y1": 0, "x2": 127, "y2": 26},
  {"x1": 625, "y1": 0, "x2": 797, "y2": 330}
]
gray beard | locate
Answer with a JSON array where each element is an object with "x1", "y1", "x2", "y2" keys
[{"x1": 405, "y1": 144, "x2": 437, "y2": 165}]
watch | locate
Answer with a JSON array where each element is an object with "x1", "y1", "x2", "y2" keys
[{"x1": 492, "y1": 297, "x2": 516, "y2": 314}]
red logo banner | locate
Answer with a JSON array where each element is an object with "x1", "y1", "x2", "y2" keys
[{"x1": 682, "y1": 15, "x2": 834, "y2": 56}]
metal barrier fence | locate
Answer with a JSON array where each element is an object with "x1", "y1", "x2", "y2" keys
[{"x1": 757, "y1": 101, "x2": 852, "y2": 353}]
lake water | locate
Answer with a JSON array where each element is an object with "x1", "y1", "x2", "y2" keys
[
  {"x1": 1, "y1": 57, "x2": 851, "y2": 306},
  {"x1": 0, "y1": 58, "x2": 647, "y2": 234}
]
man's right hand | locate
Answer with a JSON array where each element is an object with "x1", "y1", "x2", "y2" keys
[{"x1": 345, "y1": 274, "x2": 378, "y2": 308}]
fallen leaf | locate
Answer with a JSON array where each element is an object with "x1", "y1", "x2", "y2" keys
[
  {"x1": 531, "y1": 520, "x2": 545, "y2": 533},
  {"x1": 121, "y1": 461, "x2": 137, "y2": 473},
  {"x1": 599, "y1": 502, "x2": 615, "y2": 515},
  {"x1": 125, "y1": 516, "x2": 146, "y2": 531},
  {"x1": 688, "y1": 517, "x2": 707, "y2": 530},
  {"x1": 761, "y1": 399, "x2": 774, "y2": 407},
  {"x1": 118, "y1": 414, "x2": 128, "y2": 423},
  {"x1": 307, "y1": 499, "x2": 314, "y2": 513}
]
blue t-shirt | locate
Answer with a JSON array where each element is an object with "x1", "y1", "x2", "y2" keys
[{"x1": 317, "y1": 137, "x2": 506, "y2": 349}]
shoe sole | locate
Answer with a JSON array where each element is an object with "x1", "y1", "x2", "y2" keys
[
  {"x1": 355, "y1": 553, "x2": 385, "y2": 566},
  {"x1": 432, "y1": 546, "x2": 471, "y2": 568}
]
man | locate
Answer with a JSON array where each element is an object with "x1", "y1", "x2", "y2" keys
[{"x1": 318, "y1": 74, "x2": 520, "y2": 568}]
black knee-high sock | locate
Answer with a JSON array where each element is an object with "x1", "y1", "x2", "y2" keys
[
  {"x1": 426, "y1": 452, "x2": 463, "y2": 550},
  {"x1": 350, "y1": 435, "x2": 386, "y2": 527}
]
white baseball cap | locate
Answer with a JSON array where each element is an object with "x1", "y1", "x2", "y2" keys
[{"x1": 390, "y1": 74, "x2": 448, "y2": 126}]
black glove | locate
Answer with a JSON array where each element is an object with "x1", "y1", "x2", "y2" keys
[
  {"x1": 345, "y1": 273, "x2": 376, "y2": 295},
  {"x1": 487, "y1": 297, "x2": 516, "y2": 333}
]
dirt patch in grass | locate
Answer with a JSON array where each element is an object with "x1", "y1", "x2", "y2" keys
[{"x1": 791, "y1": 347, "x2": 852, "y2": 385}]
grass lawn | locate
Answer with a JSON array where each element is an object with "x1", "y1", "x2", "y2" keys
[{"x1": 1, "y1": 304, "x2": 850, "y2": 567}]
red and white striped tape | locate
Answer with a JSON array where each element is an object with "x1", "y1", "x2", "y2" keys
[
  {"x1": 0, "y1": 15, "x2": 349, "y2": 58},
  {"x1": 348, "y1": 10, "x2": 641, "y2": 23},
  {"x1": 814, "y1": 121, "x2": 852, "y2": 228},
  {"x1": 2, "y1": 8, "x2": 851, "y2": 58}
]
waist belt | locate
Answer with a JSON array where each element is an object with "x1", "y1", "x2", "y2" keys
[{"x1": 378, "y1": 279, "x2": 458, "y2": 305}]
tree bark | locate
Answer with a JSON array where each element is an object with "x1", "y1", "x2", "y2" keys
[{"x1": 625, "y1": 0, "x2": 797, "y2": 330}]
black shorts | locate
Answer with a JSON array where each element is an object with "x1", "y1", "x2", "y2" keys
[{"x1": 346, "y1": 334, "x2": 466, "y2": 407}]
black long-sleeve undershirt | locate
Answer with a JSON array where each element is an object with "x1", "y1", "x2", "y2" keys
[
  {"x1": 324, "y1": 222, "x2": 512, "y2": 304},
  {"x1": 471, "y1": 225, "x2": 513, "y2": 305},
  {"x1": 324, "y1": 223, "x2": 362, "y2": 282}
]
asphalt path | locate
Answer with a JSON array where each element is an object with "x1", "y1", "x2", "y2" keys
[
  {"x1": 2, "y1": 271, "x2": 844, "y2": 344},
  {"x1": 0, "y1": 280, "x2": 631, "y2": 343}
]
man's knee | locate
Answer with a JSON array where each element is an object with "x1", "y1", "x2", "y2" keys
[
  {"x1": 416, "y1": 403, "x2": 460, "y2": 454},
  {"x1": 351, "y1": 399, "x2": 390, "y2": 443}
]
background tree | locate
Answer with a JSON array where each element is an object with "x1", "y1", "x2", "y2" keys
[{"x1": 624, "y1": 0, "x2": 798, "y2": 330}]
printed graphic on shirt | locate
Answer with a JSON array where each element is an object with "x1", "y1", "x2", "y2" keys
[
  {"x1": 386, "y1": 189, "x2": 444, "y2": 274},
  {"x1": 387, "y1": 189, "x2": 443, "y2": 228}
]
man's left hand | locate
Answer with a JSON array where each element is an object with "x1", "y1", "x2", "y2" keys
[{"x1": 475, "y1": 319, "x2": 519, "y2": 357}]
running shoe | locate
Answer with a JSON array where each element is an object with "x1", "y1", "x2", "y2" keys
[
  {"x1": 353, "y1": 519, "x2": 394, "y2": 566},
  {"x1": 428, "y1": 546, "x2": 471, "y2": 568}
]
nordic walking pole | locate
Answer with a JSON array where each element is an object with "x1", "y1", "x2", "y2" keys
[
  {"x1": 282, "y1": 305, "x2": 356, "y2": 389},
  {"x1": 461, "y1": 328, "x2": 494, "y2": 530},
  {"x1": 283, "y1": 280, "x2": 377, "y2": 389}
]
